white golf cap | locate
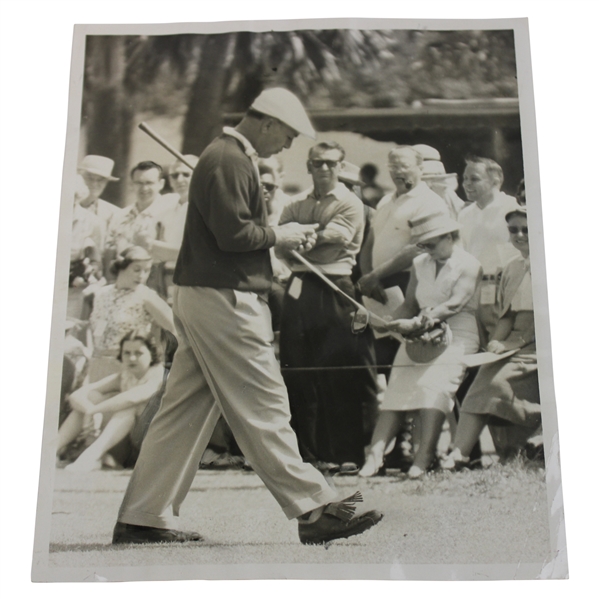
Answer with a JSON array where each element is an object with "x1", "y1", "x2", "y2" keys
[{"x1": 250, "y1": 87, "x2": 316, "y2": 139}]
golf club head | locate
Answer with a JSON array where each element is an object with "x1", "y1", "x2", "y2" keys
[{"x1": 351, "y1": 307, "x2": 370, "y2": 334}]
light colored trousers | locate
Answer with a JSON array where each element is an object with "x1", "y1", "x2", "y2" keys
[{"x1": 118, "y1": 285, "x2": 338, "y2": 528}]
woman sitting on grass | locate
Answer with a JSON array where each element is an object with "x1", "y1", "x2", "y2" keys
[
  {"x1": 443, "y1": 206, "x2": 541, "y2": 469},
  {"x1": 57, "y1": 331, "x2": 164, "y2": 472}
]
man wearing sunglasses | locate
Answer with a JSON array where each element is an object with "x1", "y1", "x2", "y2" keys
[
  {"x1": 457, "y1": 155, "x2": 520, "y2": 339},
  {"x1": 277, "y1": 141, "x2": 375, "y2": 476}
]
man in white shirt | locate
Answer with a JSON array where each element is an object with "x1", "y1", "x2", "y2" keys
[
  {"x1": 78, "y1": 155, "x2": 123, "y2": 252},
  {"x1": 105, "y1": 161, "x2": 178, "y2": 288},
  {"x1": 358, "y1": 145, "x2": 448, "y2": 304},
  {"x1": 458, "y1": 155, "x2": 520, "y2": 338}
]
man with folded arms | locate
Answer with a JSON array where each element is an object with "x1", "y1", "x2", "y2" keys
[
  {"x1": 277, "y1": 141, "x2": 376, "y2": 476},
  {"x1": 112, "y1": 88, "x2": 383, "y2": 547}
]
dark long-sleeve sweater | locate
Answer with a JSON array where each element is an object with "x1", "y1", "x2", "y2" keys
[{"x1": 173, "y1": 134, "x2": 276, "y2": 292}]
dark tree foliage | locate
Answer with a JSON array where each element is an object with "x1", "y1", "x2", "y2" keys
[{"x1": 82, "y1": 29, "x2": 518, "y2": 203}]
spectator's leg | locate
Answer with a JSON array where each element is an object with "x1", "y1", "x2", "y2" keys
[{"x1": 67, "y1": 408, "x2": 138, "y2": 471}]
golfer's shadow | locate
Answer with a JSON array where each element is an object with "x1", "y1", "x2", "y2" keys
[
  {"x1": 50, "y1": 538, "x2": 364, "y2": 553},
  {"x1": 49, "y1": 541, "x2": 209, "y2": 552}
]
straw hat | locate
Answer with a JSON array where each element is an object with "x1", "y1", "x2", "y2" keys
[
  {"x1": 405, "y1": 322, "x2": 453, "y2": 364},
  {"x1": 412, "y1": 144, "x2": 441, "y2": 161},
  {"x1": 338, "y1": 162, "x2": 363, "y2": 186},
  {"x1": 409, "y1": 212, "x2": 460, "y2": 244},
  {"x1": 79, "y1": 155, "x2": 119, "y2": 181},
  {"x1": 251, "y1": 88, "x2": 316, "y2": 139}
]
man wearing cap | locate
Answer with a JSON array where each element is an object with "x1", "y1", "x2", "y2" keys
[
  {"x1": 112, "y1": 88, "x2": 383, "y2": 547},
  {"x1": 458, "y1": 155, "x2": 520, "y2": 339},
  {"x1": 277, "y1": 142, "x2": 376, "y2": 475},
  {"x1": 77, "y1": 155, "x2": 123, "y2": 251}
]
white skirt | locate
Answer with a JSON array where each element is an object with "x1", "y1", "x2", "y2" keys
[{"x1": 381, "y1": 319, "x2": 479, "y2": 415}]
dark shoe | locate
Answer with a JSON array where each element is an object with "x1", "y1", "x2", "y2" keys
[
  {"x1": 298, "y1": 492, "x2": 383, "y2": 545},
  {"x1": 337, "y1": 462, "x2": 359, "y2": 476},
  {"x1": 112, "y1": 522, "x2": 203, "y2": 545}
]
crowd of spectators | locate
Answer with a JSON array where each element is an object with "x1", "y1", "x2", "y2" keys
[{"x1": 59, "y1": 140, "x2": 541, "y2": 478}]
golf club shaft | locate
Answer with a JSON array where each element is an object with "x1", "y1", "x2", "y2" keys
[
  {"x1": 138, "y1": 122, "x2": 196, "y2": 170},
  {"x1": 290, "y1": 250, "x2": 387, "y2": 324}
]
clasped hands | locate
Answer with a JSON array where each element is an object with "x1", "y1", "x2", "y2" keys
[{"x1": 273, "y1": 222, "x2": 319, "y2": 254}]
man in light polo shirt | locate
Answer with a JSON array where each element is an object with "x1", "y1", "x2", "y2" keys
[
  {"x1": 277, "y1": 141, "x2": 374, "y2": 476},
  {"x1": 458, "y1": 155, "x2": 520, "y2": 339}
]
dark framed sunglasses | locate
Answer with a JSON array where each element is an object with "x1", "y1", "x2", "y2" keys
[
  {"x1": 508, "y1": 226, "x2": 528, "y2": 235},
  {"x1": 261, "y1": 182, "x2": 278, "y2": 192},
  {"x1": 309, "y1": 159, "x2": 340, "y2": 169},
  {"x1": 417, "y1": 238, "x2": 442, "y2": 251}
]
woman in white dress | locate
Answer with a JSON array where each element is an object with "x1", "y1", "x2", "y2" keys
[{"x1": 360, "y1": 212, "x2": 482, "y2": 478}]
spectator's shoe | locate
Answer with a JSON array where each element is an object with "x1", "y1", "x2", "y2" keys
[
  {"x1": 358, "y1": 452, "x2": 385, "y2": 477},
  {"x1": 298, "y1": 492, "x2": 383, "y2": 545},
  {"x1": 112, "y1": 522, "x2": 203, "y2": 545},
  {"x1": 407, "y1": 465, "x2": 425, "y2": 479},
  {"x1": 337, "y1": 462, "x2": 359, "y2": 476},
  {"x1": 441, "y1": 448, "x2": 470, "y2": 471}
]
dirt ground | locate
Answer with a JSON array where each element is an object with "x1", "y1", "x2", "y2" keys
[{"x1": 42, "y1": 462, "x2": 552, "y2": 580}]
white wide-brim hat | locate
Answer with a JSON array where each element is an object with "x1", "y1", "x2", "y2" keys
[
  {"x1": 338, "y1": 162, "x2": 363, "y2": 186},
  {"x1": 251, "y1": 87, "x2": 316, "y2": 139},
  {"x1": 409, "y1": 212, "x2": 460, "y2": 244},
  {"x1": 421, "y1": 160, "x2": 457, "y2": 177},
  {"x1": 78, "y1": 155, "x2": 119, "y2": 181}
]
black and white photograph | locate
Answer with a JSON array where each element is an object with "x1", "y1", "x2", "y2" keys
[{"x1": 3, "y1": 9, "x2": 575, "y2": 586}]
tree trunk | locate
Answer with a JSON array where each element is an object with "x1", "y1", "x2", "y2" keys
[
  {"x1": 82, "y1": 36, "x2": 135, "y2": 207},
  {"x1": 181, "y1": 33, "x2": 234, "y2": 156}
]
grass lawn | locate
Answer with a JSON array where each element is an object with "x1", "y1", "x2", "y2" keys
[{"x1": 43, "y1": 458, "x2": 552, "y2": 579}]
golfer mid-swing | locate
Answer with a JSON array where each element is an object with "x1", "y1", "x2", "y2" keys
[{"x1": 112, "y1": 88, "x2": 383, "y2": 546}]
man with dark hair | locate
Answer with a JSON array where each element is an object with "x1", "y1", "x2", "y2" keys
[
  {"x1": 458, "y1": 155, "x2": 520, "y2": 339},
  {"x1": 112, "y1": 88, "x2": 383, "y2": 547},
  {"x1": 104, "y1": 160, "x2": 178, "y2": 286},
  {"x1": 277, "y1": 140, "x2": 376, "y2": 475}
]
